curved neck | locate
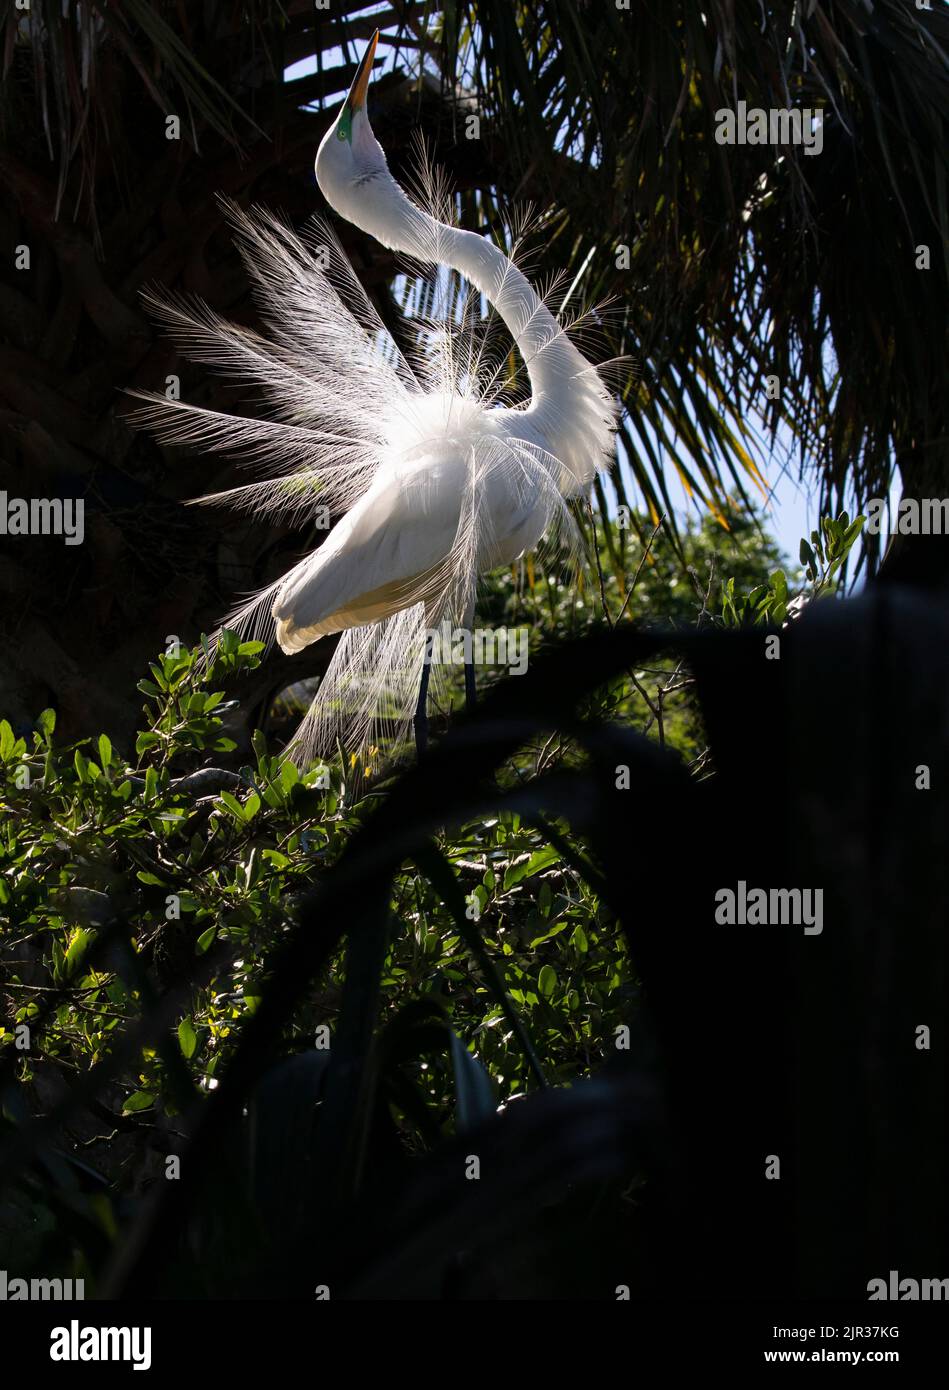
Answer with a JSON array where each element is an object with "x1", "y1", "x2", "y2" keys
[
  {"x1": 433, "y1": 223, "x2": 574, "y2": 410},
  {"x1": 343, "y1": 177, "x2": 578, "y2": 409},
  {"x1": 326, "y1": 157, "x2": 617, "y2": 491}
]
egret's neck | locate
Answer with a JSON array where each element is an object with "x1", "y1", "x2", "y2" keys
[
  {"x1": 327, "y1": 162, "x2": 616, "y2": 490},
  {"x1": 344, "y1": 178, "x2": 576, "y2": 410},
  {"x1": 433, "y1": 222, "x2": 575, "y2": 411}
]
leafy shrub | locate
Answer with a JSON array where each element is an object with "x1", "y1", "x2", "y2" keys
[{"x1": 1, "y1": 502, "x2": 826, "y2": 1291}]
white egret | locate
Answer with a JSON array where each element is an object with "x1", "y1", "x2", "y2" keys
[{"x1": 132, "y1": 30, "x2": 619, "y2": 764}]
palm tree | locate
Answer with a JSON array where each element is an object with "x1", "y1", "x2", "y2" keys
[
  {"x1": 441, "y1": 1, "x2": 948, "y2": 579},
  {"x1": 1, "y1": 0, "x2": 945, "y2": 741}
]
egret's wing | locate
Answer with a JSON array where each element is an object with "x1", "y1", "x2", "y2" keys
[
  {"x1": 276, "y1": 434, "x2": 583, "y2": 764},
  {"x1": 126, "y1": 201, "x2": 424, "y2": 522},
  {"x1": 272, "y1": 452, "x2": 474, "y2": 653}
]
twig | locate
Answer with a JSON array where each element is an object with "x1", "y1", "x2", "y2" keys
[
  {"x1": 616, "y1": 515, "x2": 665, "y2": 625},
  {"x1": 588, "y1": 501, "x2": 614, "y2": 630},
  {"x1": 588, "y1": 504, "x2": 664, "y2": 729}
]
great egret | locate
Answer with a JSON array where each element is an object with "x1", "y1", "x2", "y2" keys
[{"x1": 132, "y1": 30, "x2": 618, "y2": 765}]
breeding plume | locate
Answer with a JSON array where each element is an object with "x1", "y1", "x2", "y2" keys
[{"x1": 133, "y1": 31, "x2": 618, "y2": 764}]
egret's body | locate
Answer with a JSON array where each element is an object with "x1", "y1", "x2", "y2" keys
[
  {"x1": 134, "y1": 32, "x2": 618, "y2": 762},
  {"x1": 274, "y1": 398, "x2": 556, "y2": 650}
]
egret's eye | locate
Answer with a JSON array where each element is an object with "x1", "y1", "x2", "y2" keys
[{"x1": 337, "y1": 108, "x2": 353, "y2": 143}]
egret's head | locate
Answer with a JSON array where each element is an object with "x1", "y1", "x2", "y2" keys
[{"x1": 315, "y1": 31, "x2": 388, "y2": 220}]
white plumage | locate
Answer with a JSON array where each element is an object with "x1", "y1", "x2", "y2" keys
[{"x1": 132, "y1": 31, "x2": 619, "y2": 764}]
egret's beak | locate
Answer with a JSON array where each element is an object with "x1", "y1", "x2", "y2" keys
[{"x1": 345, "y1": 30, "x2": 379, "y2": 115}]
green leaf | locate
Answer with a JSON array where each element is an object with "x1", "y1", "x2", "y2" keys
[
  {"x1": 538, "y1": 964, "x2": 558, "y2": 998},
  {"x1": 218, "y1": 791, "x2": 245, "y2": 823},
  {"x1": 0, "y1": 720, "x2": 15, "y2": 761},
  {"x1": 64, "y1": 928, "x2": 91, "y2": 977},
  {"x1": 528, "y1": 923, "x2": 569, "y2": 948},
  {"x1": 196, "y1": 926, "x2": 217, "y2": 955},
  {"x1": 97, "y1": 734, "x2": 112, "y2": 769},
  {"x1": 841, "y1": 516, "x2": 866, "y2": 552},
  {"x1": 122, "y1": 1091, "x2": 156, "y2": 1115},
  {"x1": 523, "y1": 845, "x2": 561, "y2": 879},
  {"x1": 569, "y1": 923, "x2": 589, "y2": 953},
  {"x1": 822, "y1": 517, "x2": 840, "y2": 558},
  {"x1": 770, "y1": 570, "x2": 789, "y2": 604},
  {"x1": 502, "y1": 857, "x2": 530, "y2": 890},
  {"x1": 448, "y1": 1031, "x2": 496, "y2": 1133},
  {"x1": 263, "y1": 849, "x2": 291, "y2": 869},
  {"x1": 177, "y1": 1017, "x2": 198, "y2": 1060},
  {"x1": 36, "y1": 708, "x2": 56, "y2": 739}
]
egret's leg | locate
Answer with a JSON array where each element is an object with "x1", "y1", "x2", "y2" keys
[
  {"x1": 462, "y1": 594, "x2": 477, "y2": 713},
  {"x1": 414, "y1": 658, "x2": 431, "y2": 757}
]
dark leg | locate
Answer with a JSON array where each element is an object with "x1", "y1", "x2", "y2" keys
[
  {"x1": 414, "y1": 657, "x2": 431, "y2": 757},
  {"x1": 464, "y1": 658, "x2": 476, "y2": 712}
]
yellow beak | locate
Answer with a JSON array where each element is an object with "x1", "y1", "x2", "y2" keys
[{"x1": 346, "y1": 30, "x2": 379, "y2": 114}]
